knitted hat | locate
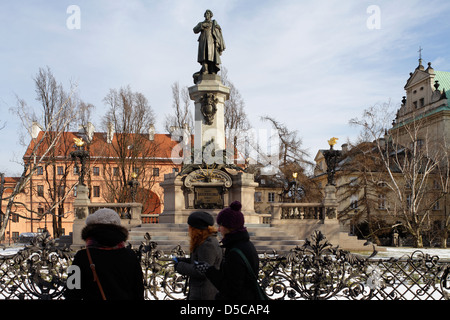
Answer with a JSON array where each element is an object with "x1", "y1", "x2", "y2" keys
[
  {"x1": 188, "y1": 211, "x2": 214, "y2": 230},
  {"x1": 216, "y1": 201, "x2": 244, "y2": 230},
  {"x1": 85, "y1": 208, "x2": 121, "y2": 226}
]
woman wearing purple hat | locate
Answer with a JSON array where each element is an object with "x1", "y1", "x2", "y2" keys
[{"x1": 196, "y1": 201, "x2": 261, "y2": 300}]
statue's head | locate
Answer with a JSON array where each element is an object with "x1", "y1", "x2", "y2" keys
[{"x1": 204, "y1": 9, "x2": 213, "y2": 19}]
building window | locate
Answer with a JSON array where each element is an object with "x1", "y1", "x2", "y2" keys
[
  {"x1": 153, "y1": 168, "x2": 160, "y2": 177},
  {"x1": 12, "y1": 232, "x2": 19, "y2": 242},
  {"x1": 173, "y1": 168, "x2": 179, "y2": 173},
  {"x1": 36, "y1": 166, "x2": 43, "y2": 175},
  {"x1": 93, "y1": 186, "x2": 100, "y2": 197},
  {"x1": 419, "y1": 98, "x2": 424, "y2": 107},
  {"x1": 378, "y1": 194, "x2": 386, "y2": 210},
  {"x1": 255, "y1": 192, "x2": 262, "y2": 202},
  {"x1": 350, "y1": 195, "x2": 358, "y2": 209},
  {"x1": 268, "y1": 192, "x2": 275, "y2": 202},
  {"x1": 93, "y1": 167, "x2": 100, "y2": 176},
  {"x1": 113, "y1": 167, "x2": 119, "y2": 177},
  {"x1": 74, "y1": 166, "x2": 79, "y2": 175},
  {"x1": 433, "y1": 200, "x2": 440, "y2": 211},
  {"x1": 11, "y1": 213, "x2": 19, "y2": 223},
  {"x1": 57, "y1": 166, "x2": 64, "y2": 175},
  {"x1": 37, "y1": 185, "x2": 44, "y2": 197}
]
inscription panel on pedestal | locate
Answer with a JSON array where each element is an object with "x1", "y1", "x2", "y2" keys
[{"x1": 194, "y1": 187, "x2": 223, "y2": 209}]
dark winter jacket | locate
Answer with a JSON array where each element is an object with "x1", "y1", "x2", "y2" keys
[
  {"x1": 175, "y1": 235, "x2": 222, "y2": 300},
  {"x1": 64, "y1": 224, "x2": 144, "y2": 300},
  {"x1": 205, "y1": 229, "x2": 260, "y2": 300}
]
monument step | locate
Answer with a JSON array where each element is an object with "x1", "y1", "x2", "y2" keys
[{"x1": 128, "y1": 223, "x2": 306, "y2": 253}]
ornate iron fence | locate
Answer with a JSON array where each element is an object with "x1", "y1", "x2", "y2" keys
[{"x1": 0, "y1": 231, "x2": 449, "y2": 300}]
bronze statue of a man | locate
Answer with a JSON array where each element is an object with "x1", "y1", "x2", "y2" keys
[{"x1": 193, "y1": 10, "x2": 225, "y2": 76}]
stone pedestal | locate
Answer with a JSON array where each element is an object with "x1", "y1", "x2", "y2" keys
[
  {"x1": 322, "y1": 184, "x2": 338, "y2": 222},
  {"x1": 71, "y1": 184, "x2": 90, "y2": 249},
  {"x1": 189, "y1": 74, "x2": 230, "y2": 163},
  {"x1": 158, "y1": 170, "x2": 262, "y2": 224},
  {"x1": 158, "y1": 74, "x2": 261, "y2": 225},
  {"x1": 323, "y1": 185, "x2": 337, "y2": 207}
]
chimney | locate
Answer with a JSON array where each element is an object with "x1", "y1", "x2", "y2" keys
[
  {"x1": 341, "y1": 143, "x2": 348, "y2": 153},
  {"x1": 107, "y1": 122, "x2": 114, "y2": 144},
  {"x1": 31, "y1": 121, "x2": 42, "y2": 139},
  {"x1": 149, "y1": 124, "x2": 155, "y2": 141}
]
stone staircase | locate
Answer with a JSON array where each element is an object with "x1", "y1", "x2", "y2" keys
[{"x1": 127, "y1": 223, "x2": 305, "y2": 254}]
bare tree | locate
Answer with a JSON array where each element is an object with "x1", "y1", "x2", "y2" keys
[
  {"x1": 350, "y1": 102, "x2": 450, "y2": 247},
  {"x1": 337, "y1": 141, "x2": 392, "y2": 245},
  {"x1": 101, "y1": 86, "x2": 161, "y2": 214},
  {"x1": 164, "y1": 82, "x2": 193, "y2": 134},
  {"x1": 1, "y1": 67, "x2": 81, "y2": 239},
  {"x1": 221, "y1": 68, "x2": 251, "y2": 145},
  {"x1": 260, "y1": 116, "x2": 320, "y2": 202}
]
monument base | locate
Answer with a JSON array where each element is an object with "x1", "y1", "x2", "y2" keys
[{"x1": 158, "y1": 169, "x2": 262, "y2": 225}]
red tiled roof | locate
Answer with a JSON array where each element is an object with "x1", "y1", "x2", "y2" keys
[{"x1": 23, "y1": 131, "x2": 183, "y2": 162}]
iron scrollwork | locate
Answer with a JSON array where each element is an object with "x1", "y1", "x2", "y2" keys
[
  {"x1": 136, "y1": 233, "x2": 188, "y2": 300},
  {"x1": 0, "y1": 232, "x2": 73, "y2": 300},
  {"x1": 1, "y1": 229, "x2": 449, "y2": 300}
]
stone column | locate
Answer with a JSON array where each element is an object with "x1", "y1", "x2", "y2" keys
[
  {"x1": 322, "y1": 184, "x2": 338, "y2": 222},
  {"x1": 71, "y1": 184, "x2": 90, "y2": 249},
  {"x1": 158, "y1": 172, "x2": 187, "y2": 223},
  {"x1": 188, "y1": 74, "x2": 230, "y2": 164}
]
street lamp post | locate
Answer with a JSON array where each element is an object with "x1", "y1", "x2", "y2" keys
[
  {"x1": 70, "y1": 138, "x2": 89, "y2": 186},
  {"x1": 292, "y1": 172, "x2": 298, "y2": 203},
  {"x1": 323, "y1": 137, "x2": 341, "y2": 186},
  {"x1": 128, "y1": 172, "x2": 139, "y2": 203}
]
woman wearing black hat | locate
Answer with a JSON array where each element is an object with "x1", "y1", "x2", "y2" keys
[
  {"x1": 174, "y1": 211, "x2": 222, "y2": 300},
  {"x1": 196, "y1": 201, "x2": 261, "y2": 300}
]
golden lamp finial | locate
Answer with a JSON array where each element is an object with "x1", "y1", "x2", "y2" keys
[
  {"x1": 328, "y1": 137, "x2": 338, "y2": 147},
  {"x1": 73, "y1": 137, "x2": 85, "y2": 147}
]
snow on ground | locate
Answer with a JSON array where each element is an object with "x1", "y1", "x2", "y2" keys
[
  {"x1": 0, "y1": 246, "x2": 24, "y2": 256},
  {"x1": 373, "y1": 246, "x2": 450, "y2": 260}
]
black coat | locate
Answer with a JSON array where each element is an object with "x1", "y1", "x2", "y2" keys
[
  {"x1": 65, "y1": 248, "x2": 144, "y2": 300},
  {"x1": 64, "y1": 224, "x2": 144, "y2": 300},
  {"x1": 205, "y1": 230, "x2": 259, "y2": 300},
  {"x1": 175, "y1": 235, "x2": 222, "y2": 300}
]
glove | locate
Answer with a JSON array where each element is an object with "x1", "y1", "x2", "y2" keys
[{"x1": 194, "y1": 261, "x2": 211, "y2": 274}]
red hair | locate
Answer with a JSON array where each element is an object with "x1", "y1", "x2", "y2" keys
[{"x1": 189, "y1": 225, "x2": 217, "y2": 253}]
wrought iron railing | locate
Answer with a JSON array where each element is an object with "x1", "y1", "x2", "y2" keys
[{"x1": 0, "y1": 231, "x2": 448, "y2": 300}]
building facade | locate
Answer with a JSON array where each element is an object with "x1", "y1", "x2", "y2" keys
[
  {"x1": 313, "y1": 60, "x2": 450, "y2": 246},
  {"x1": 1, "y1": 125, "x2": 183, "y2": 243}
]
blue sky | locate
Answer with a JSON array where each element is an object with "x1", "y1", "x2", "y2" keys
[{"x1": 1, "y1": 0, "x2": 450, "y2": 175}]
